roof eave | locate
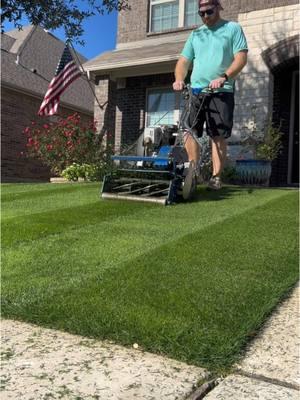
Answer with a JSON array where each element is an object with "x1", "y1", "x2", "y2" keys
[{"x1": 85, "y1": 55, "x2": 180, "y2": 78}]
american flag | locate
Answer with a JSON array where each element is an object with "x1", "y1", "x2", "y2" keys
[{"x1": 38, "y1": 45, "x2": 82, "y2": 116}]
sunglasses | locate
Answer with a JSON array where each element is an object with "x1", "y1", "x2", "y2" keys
[{"x1": 198, "y1": 8, "x2": 215, "y2": 17}]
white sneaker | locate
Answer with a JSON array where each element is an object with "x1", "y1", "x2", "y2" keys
[
  {"x1": 182, "y1": 160, "x2": 196, "y2": 200},
  {"x1": 208, "y1": 176, "x2": 222, "y2": 190}
]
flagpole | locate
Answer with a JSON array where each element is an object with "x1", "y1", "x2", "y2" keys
[{"x1": 67, "y1": 40, "x2": 105, "y2": 112}]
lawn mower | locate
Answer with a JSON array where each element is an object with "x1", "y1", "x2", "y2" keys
[{"x1": 101, "y1": 86, "x2": 212, "y2": 205}]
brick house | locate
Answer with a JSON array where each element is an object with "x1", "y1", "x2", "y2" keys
[
  {"x1": 1, "y1": 25, "x2": 94, "y2": 182},
  {"x1": 84, "y1": 0, "x2": 299, "y2": 186}
]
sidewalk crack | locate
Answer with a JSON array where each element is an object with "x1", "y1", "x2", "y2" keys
[{"x1": 235, "y1": 369, "x2": 300, "y2": 391}]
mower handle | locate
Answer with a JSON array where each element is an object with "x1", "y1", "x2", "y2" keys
[
  {"x1": 183, "y1": 84, "x2": 214, "y2": 92},
  {"x1": 181, "y1": 85, "x2": 214, "y2": 100}
]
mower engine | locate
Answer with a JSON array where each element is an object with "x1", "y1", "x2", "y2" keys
[{"x1": 101, "y1": 124, "x2": 192, "y2": 205}]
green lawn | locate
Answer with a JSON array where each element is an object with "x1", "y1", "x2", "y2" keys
[{"x1": 1, "y1": 183, "x2": 299, "y2": 372}]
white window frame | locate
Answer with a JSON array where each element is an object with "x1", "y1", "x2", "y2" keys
[
  {"x1": 149, "y1": 0, "x2": 198, "y2": 33},
  {"x1": 145, "y1": 86, "x2": 182, "y2": 127}
]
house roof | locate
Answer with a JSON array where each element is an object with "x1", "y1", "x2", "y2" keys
[
  {"x1": 1, "y1": 25, "x2": 94, "y2": 115},
  {"x1": 84, "y1": 33, "x2": 189, "y2": 78},
  {"x1": 1, "y1": 33, "x2": 16, "y2": 51}
]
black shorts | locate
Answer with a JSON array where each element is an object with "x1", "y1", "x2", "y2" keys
[{"x1": 182, "y1": 92, "x2": 235, "y2": 139}]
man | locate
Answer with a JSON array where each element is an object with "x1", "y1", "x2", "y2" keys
[{"x1": 173, "y1": 0, "x2": 248, "y2": 195}]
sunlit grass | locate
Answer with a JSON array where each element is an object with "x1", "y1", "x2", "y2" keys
[{"x1": 1, "y1": 183, "x2": 298, "y2": 372}]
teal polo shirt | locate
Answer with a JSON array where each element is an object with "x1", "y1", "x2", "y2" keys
[{"x1": 181, "y1": 19, "x2": 248, "y2": 93}]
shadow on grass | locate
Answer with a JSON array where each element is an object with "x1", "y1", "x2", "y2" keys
[
  {"x1": 182, "y1": 185, "x2": 251, "y2": 204},
  {"x1": 187, "y1": 184, "x2": 295, "y2": 204}
]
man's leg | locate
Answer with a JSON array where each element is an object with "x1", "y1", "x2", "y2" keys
[
  {"x1": 184, "y1": 131, "x2": 200, "y2": 164},
  {"x1": 181, "y1": 94, "x2": 205, "y2": 198},
  {"x1": 211, "y1": 136, "x2": 227, "y2": 177},
  {"x1": 182, "y1": 132, "x2": 200, "y2": 199},
  {"x1": 206, "y1": 93, "x2": 233, "y2": 189},
  {"x1": 207, "y1": 135, "x2": 227, "y2": 190}
]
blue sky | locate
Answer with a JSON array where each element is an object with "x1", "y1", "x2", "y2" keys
[{"x1": 3, "y1": 10, "x2": 119, "y2": 61}]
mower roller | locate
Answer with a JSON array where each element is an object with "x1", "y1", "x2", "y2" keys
[
  {"x1": 101, "y1": 134, "x2": 189, "y2": 205},
  {"x1": 101, "y1": 86, "x2": 211, "y2": 205}
]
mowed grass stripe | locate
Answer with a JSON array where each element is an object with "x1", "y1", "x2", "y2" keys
[
  {"x1": 1, "y1": 200, "x2": 155, "y2": 248},
  {"x1": 2, "y1": 186, "x2": 290, "y2": 248},
  {"x1": 2, "y1": 188, "x2": 290, "y2": 282},
  {"x1": 1, "y1": 188, "x2": 293, "y2": 285},
  {"x1": 1, "y1": 183, "x2": 100, "y2": 220},
  {"x1": 1, "y1": 183, "x2": 95, "y2": 197},
  {"x1": 1, "y1": 184, "x2": 96, "y2": 203},
  {"x1": 2, "y1": 192, "x2": 298, "y2": 373}
]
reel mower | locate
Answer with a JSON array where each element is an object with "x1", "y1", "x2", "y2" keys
[{"x1": 101, "y1": 86, "x2": 212, "y2": 205}]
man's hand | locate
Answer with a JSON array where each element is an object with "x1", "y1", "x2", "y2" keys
[
  {"x1": 209, "y1": 77, "x2": 227, "y2": 89},
  {"x1": 173, "y1": 80, "x2": 185, "y2": 91}
]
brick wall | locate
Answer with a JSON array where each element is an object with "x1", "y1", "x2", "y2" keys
[
  {"x1": 117, "y1": 73, "x2": 174, "y2": 149},
  {"x1": 1, "y1": 87, "x2": 93, "y2": 182},
  {"x1": 95, "y1": 73, "x2": 174, "y2": 152},
  {"x1": 117, "y1": 0, "x2": 149, "y2": 44},
  {"x1": 117, "y1": 0, "x2": 298, "y2": 44},
  {"x1": 233, "y1": 3, "x2": 299, "y2": 141},
  {"x1": 238, "y1": 0, "x2": 298, "y2": 13},
  {"x1": 115, "y1": 84, "x2": 144, "y2": 152}
]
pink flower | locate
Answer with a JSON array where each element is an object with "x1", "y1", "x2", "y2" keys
[{"x1": 46, "y1": 144, "x2": 53, "y2": 151}]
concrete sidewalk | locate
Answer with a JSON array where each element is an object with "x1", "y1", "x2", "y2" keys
[
  {"x1": 1, "y1": 320, "x2": 208, "y2": 400},
  {"x1": 1, "y1": 283, "x2": 299, "y2": 399}
]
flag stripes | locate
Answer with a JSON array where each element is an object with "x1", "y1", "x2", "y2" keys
[{"x1": 38, "y1": 45, "x2": 81, "y2": 116}]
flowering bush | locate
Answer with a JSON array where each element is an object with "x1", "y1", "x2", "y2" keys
[{"x1": 23, "y1": 113, "x2": 114, "y2": 175}]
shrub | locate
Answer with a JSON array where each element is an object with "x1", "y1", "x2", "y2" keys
[
  {"x1": 240, "y1": 106, "x2": 283, "y2": 161},
  {"x1": 23, "y1": 113, "x2": 113, "y2": 175},
  {"x1": 221, "y1": 166, "x2": 239, "y2": 183},
  {"x1": 61, "y1": 162, "x2": 111, "y2": 182}
]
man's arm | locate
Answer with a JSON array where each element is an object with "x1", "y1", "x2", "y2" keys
[
  {"x1": 209, "y1": 51, "x2": 248, "y2": 89},
  {"x1": 173, "y1": 56, "x2": 192, "y2": 91}
]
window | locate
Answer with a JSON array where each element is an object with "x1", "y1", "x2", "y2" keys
[
  {"x1": 146, "y1": 88, "x2": 182, "y2": 127},
  {"x1": 184, "y1": 0, "x2": 198, "y2": 27},
  {"x1": 149, "y1": 0, "x2": 199, "y2": 33},
  {"x1": 151, "y1": 0, "x2": 179, "y2": 33}
]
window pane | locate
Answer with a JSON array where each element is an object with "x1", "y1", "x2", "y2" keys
[
  {"x1": 151, "y1": 1, "x2": 179, "y2": 32},
  {"x1": 184, "y1": 0, "x2": 199, "y2": 27},
  {"x1": 147, "y1": 89, "x2": 176, "y2": 126}
]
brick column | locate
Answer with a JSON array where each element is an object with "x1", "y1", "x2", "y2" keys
[{"x1": 94, "y1": 75, "x2": 116, "y2": 150}]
